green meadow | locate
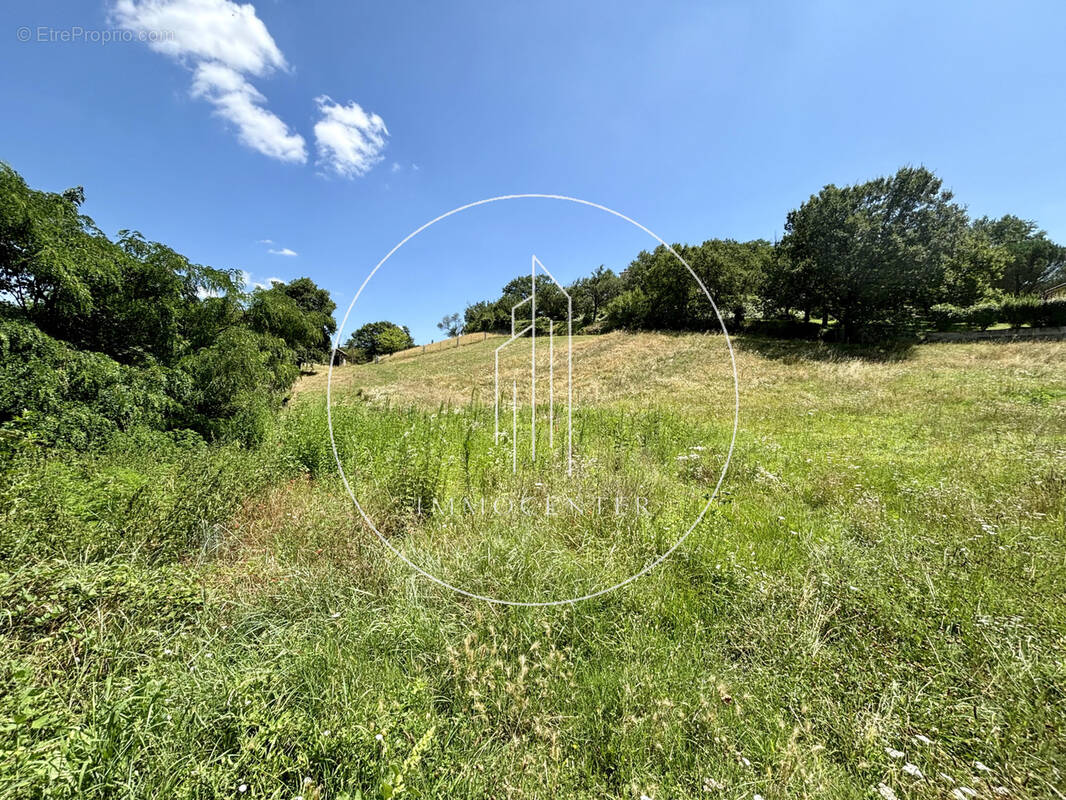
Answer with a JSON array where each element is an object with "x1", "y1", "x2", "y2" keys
[{"x1": 2, "y1": 333, "x2": 1064, "y2": 799}]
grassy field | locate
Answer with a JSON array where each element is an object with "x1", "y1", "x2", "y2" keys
[{"x1": 2, "y1": 333, "x2": 1064, "y2": 798}]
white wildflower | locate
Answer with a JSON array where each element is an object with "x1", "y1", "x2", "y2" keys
[
  {"x1": 885, "y1": 747, "x2": 905, "y2": 759},
  {"x1": 975, "y1": 761, "x2": 991, "y2": 772},
  {"x1": 238, "y1": 785, "x2": 248, "y2": 794},
  {"x1": 877, "y1": 785, "x2": 898, "y2": 800},
  {"x1": 914, "y1": 734, "x2": 932, "y2": 745},
  {"x1": 903, "y1": 763, "x2": 923, "y2": 779}
]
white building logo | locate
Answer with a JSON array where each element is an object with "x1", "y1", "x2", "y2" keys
[{"x1": 493, "y1": 255, "x2": 573, "y2": 474}]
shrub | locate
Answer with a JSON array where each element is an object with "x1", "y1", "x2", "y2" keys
[
  {"x1": 603, "y1": 288, "x2": 652, "y2": 330},
  {"x1": 929, "y1": 304, "x2": 966, "y2": 331},
  {"x1": 0, "y1": 319, "x2": 173, "y2": 450},
  {"x1": 1001, "y1": 296, "x2": 1042, "y2": 328},
  {"x1": 965, "y1": 302, "x2": 1000, "y2": 331},
  {"x1": 1035, "y1": 297, "x2": 1066, "y2": 327}
]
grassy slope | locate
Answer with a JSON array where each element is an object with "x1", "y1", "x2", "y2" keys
[{"x1": 2, "y1": 333, "x2": 1064, "y2": 799}]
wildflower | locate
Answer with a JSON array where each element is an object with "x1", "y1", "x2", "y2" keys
[
  {"x1": 238, "y1": 785, "x2": 248, "y2": 794},
  {"x1": 975, "y1": 761, "x2": 991, "y2": 773},
  {"x1": 902, "y1": 763, "x2": 923, "y2": 779},
  {"x1": 877, "y1": 785, "x2": 898, "y2": 800},
  {"x1": 303, "y1": 778, "x2": 312, "y2": 786},
  {"x1": 914, "y1": 734, "x2": 932, "y2": 745},
  {"x1": 322, "y1": 729, "x2": 331, "y2": 737},
  {"x1": 952, "y1": 788, "x2": 977, "y2": 800},
  {"x1": 164, "y1": 648, "x2": 173, "y2": 655},
  {"x1": 741, "y1": 757, "x2": 751, "y2": 767},
  {"x1": 885, "y1": 747, "x2": 905, "y2": 759},
  {"x1": 330, "y1": 612, "x2": 341, "y2": 619}
]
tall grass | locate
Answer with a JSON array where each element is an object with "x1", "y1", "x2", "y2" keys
[{"x1": 1, "y1": 334, "x2": 1063, "y2": 798}]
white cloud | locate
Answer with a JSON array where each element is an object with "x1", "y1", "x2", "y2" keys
[
  {"x1": 113, "y1": 0, "x2": 304, "y2": 163},
  {"x1": 191, "y1": 62, "x2": 306, "y2": 162},
  {"x1": 391, "y1": 162, "x2": 402, "y2": 173},
  {"x1": 111, "y1": 0, "x2": 286, "y2": 76},
  {"x1": 257, "y1": 238, "x2": 273, "y2": 244},
  {"x1": 313, "y1": 95, "x2": 389, "y2": 178},
  {"x1": 112, "y1": 1, "x2": 389, "y2": 176},
  {"x1": 267, "y1": 247, "x2": 298, "y2": 256}
]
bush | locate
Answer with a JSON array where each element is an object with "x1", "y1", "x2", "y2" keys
[
  {"x1": 0, "y1": 319, "x2": 173, "y2": 451},
  {"x1": 1035, "y1": 297, "x2": 1066, "y2": 327},
  {"x1": 603, "y1": 288, "x2": 652, "y2": 330},
  {"x1": 1001, "y1": 296, "x2": 1042, "y2": 328},
  {"x1": 929, "y1": 304, "x2": 966, "y2": 331},
  {"x1": 965, "y1": 302, "x2": 1000, "y2": 331}
]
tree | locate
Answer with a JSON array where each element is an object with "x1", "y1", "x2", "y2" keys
[
  {"x1": 437, "y1": 312, "x2": 463, "y2": 337},
  {"x1": 346, "y1": 321, "x2": 414, "y2": 357},
  {"x1": 0, "y1": 163, "x2": 326, "y2": 447},
  {"x1": 973, "y1": 215, "x2": 1066, "y2": 295},
  {"x1": 246, "y1": 284, "x2": 321, "y2": 366},
  {"x1": 570, "y1": 266, "x2": 622, "y2": 323},
  {"x1": 279, "y1": 276, "x2": 337, "y2": 363},
  {"x1": 463, "y1": 300, "x2": 508, "y2": 333},
  {"x1": 604, "y1": 239, "x2": 769, "y2": 331},
  {"x1": 777, "y1": 166, "x2": 970, "y2": 340}
]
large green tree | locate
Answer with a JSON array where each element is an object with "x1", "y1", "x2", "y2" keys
[
  {"x1": 776, "y1": 166, "x2": 970, "y2": 340},
  {"x1": 0, "y1": 162, "x2": 330, "y2": 448},
  {"x1": 605, "y1": 239, "x2": 770, "y2": 330},
  {"x1": 346, "y1": 321, "x2": 414, "y2": 357},
  {"x1": 569, "y1": 266, "x2": 622, "y2": 323},
  {"x1": 246, "y1": 277, "x2": 336, "y2": 366},
  {"x1": 972, "y1": 214, "x2": 1066, "y2": 295}
]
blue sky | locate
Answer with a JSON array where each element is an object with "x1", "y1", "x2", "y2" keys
[{"x1": 3, "y1": 0, "x2": 1065, "y2": 344}]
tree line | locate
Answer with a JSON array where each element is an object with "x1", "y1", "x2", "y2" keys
[
  {"x1": 446, "y1": 166, "x2": 1065, "y2": 342},
  {"x1": 0, "y1": 163, "x2": 336, "y2": 450}
]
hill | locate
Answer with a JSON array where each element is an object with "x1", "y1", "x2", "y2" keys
[{"x1": 3, "y1": 333, "x2": 1063, "y2": 797}]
